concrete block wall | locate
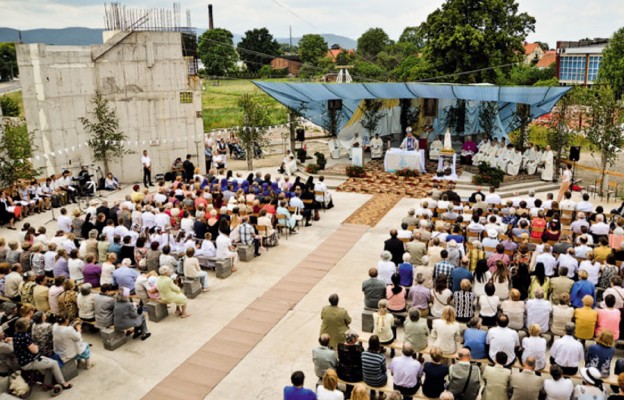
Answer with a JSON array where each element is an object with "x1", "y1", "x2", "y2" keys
[{"x1": 17, "y1": 31, "x2": 203, "y2": 183}]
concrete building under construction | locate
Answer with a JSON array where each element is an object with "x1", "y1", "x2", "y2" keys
[{"x1": 15, "y1": 3, "x2": 203, "y2": 182}]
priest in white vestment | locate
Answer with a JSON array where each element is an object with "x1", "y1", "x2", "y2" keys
[
  {"x1": 477, "y1": 136, "x2": 490, "y2": 150},
  {"x1": 540, "y1": 145, "x2": 555, "y2": 182},
  {"x1": 350, "y1": 132, "x2": 362, "y2": 160},
  {"x1": 400, "y1": 127, "x2": 419, "y2": 151},
  {"x1": 485, "y1": 139, "x2": 502, "y2": 167},
  {"x1": 328, "y1": 137, "x2": 341, "y2": 159},
  {"x1": 473, "y1": 140, "x2": 494, "y2": 164},
  {"x1": 507, "y1": 147, "x2": 522, "y2": 176},
  {"x1": 496, "y1": 144, "x2": 512, "y2": 170},
  {"x1": 521, "y1": 143, "x2": 535, "y2": 171},
  {"x1": 526, "y1": 146, "x2": 542, "y2": 175},
  {"x1": 370, "y1": 133, "x2": 383, "y2": 159},
  {"x1": 429, "y1": 136, "x2": 443, "y2": 160}
]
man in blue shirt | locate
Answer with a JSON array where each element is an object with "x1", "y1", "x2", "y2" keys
[
  {"x1": 112, "y1": 258, "x2": 139, "y2": 293},
  {"x1": 451, "y1": 257, "x2": 473, "y2": 292},
  {"x1": 283, "y1": 370, "x2": 316, "y2": 400},
  {"x1": 463, "y1": 317, "x2": 487, "y2": 360}
]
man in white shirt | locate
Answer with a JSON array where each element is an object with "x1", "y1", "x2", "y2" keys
[
  {"x1": 575, "y1": 193, "x2": 593, "y2": 213},
  {"x1": 141, "y1": 205, "x2": 156, "y2": 229},
  {"x1": 542, "y1": 193, "x2": 554, "y2": 210},
  {"x1": 57, "y1": 208, "x2": 72, "y2": 233},
  {"x1": 525, "y1": 289, "x2": 552, "y2": 333},
  {"x1": 484, "y1": 187, "x2": 502, "y2": 205},
  {"x1": 154, "y1": 209, "x2": 170, "y2": 230},
  {"x1": 589, "y1": 214, "x2": 610, "y2": 237},
  {"x1": 543, "y1": 365, "x2": 574, "y2": 400},
  {"x1": 486, "y1": 314, "x2": 519, "y2": 367},
  {"x1": 570, "y1": 213, "x2": 589, "y2": 234},
  {"x1": 153, "y1": 189, "x2": 168, "y2": 205},
  {"x1": 559, "y1": 191, "x2": 576, "y2": 211},
  {"x1": 525, "y1": 191, "x2": 537, "y2": 209},
  {"x1": 141, "y1": 150, "x2": 153, "y2": 188},
  {"x1": 535, "y1": 245, "x2": 557, "y2": 277},
  {"x1": 550, "y1": 322, "x2": 585, "y2": 375},
  {"x1": 574, "y1": 236, "x2": 591, "y2": 259},
  {"x1": 557, "y1": 248, "x2": 579, "y2": 278}
]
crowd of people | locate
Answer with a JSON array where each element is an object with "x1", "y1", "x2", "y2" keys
[
  {"x1": 0, "y1": 162, "x2": 335, "y2": 396},
  {"x1": 301, "y1": 186, "x2": 624, "y2": 400}
]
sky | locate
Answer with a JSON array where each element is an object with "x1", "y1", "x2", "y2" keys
[{"x1": 2, "y1": 0, "x2": 623, "y2": 47}]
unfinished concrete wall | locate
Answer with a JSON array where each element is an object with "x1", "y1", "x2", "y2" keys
[{"x1": 17, "y1": 31, "x2": 203, "y2": 183}]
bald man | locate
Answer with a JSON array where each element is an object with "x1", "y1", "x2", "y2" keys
[
  {"x1": 384, "y1": 229, "x2": 405, "y2": 266},
  {"x1": 389, "y1": 343, "x2": 423, "y2": 397},
  {"x1": 312, "y1": 333, "x2": 338, "y2": 380},
  {"x1": 448, "y1": 348, "x2": 481, "y2": 400}
]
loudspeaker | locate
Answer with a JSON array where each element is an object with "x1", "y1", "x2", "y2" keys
[
  {"x1": 569, "y1": 146, "x2": 580, "y2": 162},
  {"x1": 328, "y1": 99, "x2": 342, "y2": 111},
  {"x1": 296, "y1": 128, "x2": 305, "y2": 142}
]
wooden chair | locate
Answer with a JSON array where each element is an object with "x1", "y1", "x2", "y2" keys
[
  {"x1": 607, "y1": 181, "x2": 619, "y2": 203},
  {"x1": 314, "y1": 191, "x2": 326, "y2": 211},
  {"x1": 503, "y1": 249, "x2": 514, "y2": 257},
  {"x1": 483, "y1": 246, "x2": 497, "y2": 254},
  {"x1": 399, "y1": 237, "x2": 412, "y2": 243},
  {"x1": 466, "y1": 230, "x2": 480, "y2": 241},
  {"x1": 407, "y1": 225, "x2": 416, "y2": 232},
  {"x1": 275, "y1": 213, "x2": 289, "y2": 239},
  {"x1": 587, "y1": 179, "x2": 602, "y2": 199},
  {"x1": 255, "y1": 224, "x2": 278, "y2": 248}
]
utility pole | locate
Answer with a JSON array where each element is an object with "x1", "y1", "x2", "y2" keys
[{"x1": 289, "y1": 26, "x2": 292, "y2": 54}]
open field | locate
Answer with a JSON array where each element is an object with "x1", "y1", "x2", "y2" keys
[{"x1": 201, "y1": 78, "x2": 291, "y2": 131}]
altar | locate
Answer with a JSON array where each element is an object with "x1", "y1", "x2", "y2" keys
[{"x1": 384, "y1": 148, "x2": 426, "y2": 173}]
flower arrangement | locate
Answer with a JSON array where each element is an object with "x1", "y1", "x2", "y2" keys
[
  {"x1": 395, "y1": 168, "x2": 419, "y2": 177},
  {"x1": 471, "y1": 162, "x2": 505, "y2": 187},
  {"x1": 306, "y1": 163, "x2": 321, "y2": 174},
  {"x1": 346, "y1": 165, "x2": 367, "y2": 178}
]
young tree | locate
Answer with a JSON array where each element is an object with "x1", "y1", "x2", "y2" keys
[
  {"x1": 356, "y1": 28, "x2": 393, "y2": 60},
  {"x1": 197, "y1": 28, "x2": 239, "y2": 76},
  {"x1": 237, "y1": 93, "x2": 270, "y2": 170},
  {"x1": 237, "y1": 28, "x2": 280, "y2": 73},
  {"x1": 321, "y1": 103, "x2": 344, "y2": 138},
  {"x1": 598, "y1": 26, "x2": 624, "y2": 100},
  {"x1": 420, "y1": 0, "x2": 535, "y2": 83},
  {"x1": 0, "y1": 43, "x2": 17, "y2": 82},
  {"x1": 0, "y1": 121, "x2": 39, "y2": 186},
  {"x1": 360, "y1": 99, "x2": 384, "y2": 138},
  {"x1": 0, "y1": 96, "x2": 19, "y2": 117},
  {"x1": 478, "y1": 101, "x2": 499, "y2": 137},
  {"x1": 79, "y1": 91, "x2": 133, "y2": 175},
  {"x1": 298, "y1": 34, "x2": 328, "y2": 65},
  {"x1": 579, "y1": 85, "x2": 624, "y2": 194},
  {"x1": 546, "y1": 93, "x2": 573, "y2": 177}
]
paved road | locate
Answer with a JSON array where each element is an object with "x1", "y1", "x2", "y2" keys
[{"x1": 0, "y1": 81, "x2": 21, "y2": 94}]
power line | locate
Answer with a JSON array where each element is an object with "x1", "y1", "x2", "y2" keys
[
  {"x1": 415, "y1": 62, "x2": 521, "y2": 82},
  {"x1": 271, "y1": 0, "x2": 321, "y2": 32}
]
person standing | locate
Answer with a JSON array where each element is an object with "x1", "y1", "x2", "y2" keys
[
  {"x1": 320, "y1": 294, "x2": 351, "y2": 349},
  {"x1": 557, "y1": 164, "x2": 573, "y2": 202},
  {"x1": 141, "y1": 150, "x2": 153, "y2": 188},
  {"x1": 204, "y1": 134, "x2": 213, "y2": 173},
  {"x1": 541, "y1": 145, "x2": 554, "y2": 182},
  {"x1": 182, "y1": 154, "x2": 195, "y2": 183}
]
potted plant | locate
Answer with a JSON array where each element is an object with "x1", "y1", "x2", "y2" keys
[
  {"x1": 314, "y1": 152, "x2": 327, "y2": 170},
  {"x1": 346, "y1": 165, "x2": 367, "y2": 178},
  {"x1": 471, "y1": 162, "x2": 505, "y2": 188},
  {"x1": 306, "y1": 163, "x2": 320, "y2": 174}
]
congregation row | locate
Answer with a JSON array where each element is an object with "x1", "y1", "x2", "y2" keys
[
  {"x1": 0, "y1": 168, "x2": 335, "y2": 397},
  {"x1": 292, "y1": 187, "x2": 624, "y2": 400}
]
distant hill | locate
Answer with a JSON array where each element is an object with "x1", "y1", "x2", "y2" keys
[
  {"x1": 0, "y1": 27, "x2": 357, "y2": 50},
  {"x1": 0, "y1": 27, "x2": 105, "y2": 46}
]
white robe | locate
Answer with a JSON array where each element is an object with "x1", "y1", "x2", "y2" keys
[
  {"x1": 521, "y1": 148, "x2": 534, "y2": 171},
  {"x1": 526, "y1": 151, "x2": 542, "y2": 175},
  {"x1": 496, "y1": 149, "x2": 511, "y2": 170},
  {"x1": 541, "y1": 150, "x2": 554, "y2": 181},
  {"x1": 328, "y1": 139, "x2": 341, "y2": 159},
  {"x1": 429, "y1": 140, "x2": 442, "y2": 160},
  {"x1": 400, "y1": 136, "x2": 418, "y2": 151},
  {"x1": 370, "y1": 137, "x2": 383, "y2": 159},
  {"x1": 507, "y1": 151, "x2": 522, "y2": 176}
]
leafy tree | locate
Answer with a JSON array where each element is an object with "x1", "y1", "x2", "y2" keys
[
  {"x1": 546, "y1": 93, "x2": 573, "y2": 178},
  {"x1": 352, "y1": 59, "x2": 387, "y2": 81},
  {"x1": 0, "y1": 96, "x2": 19, "y2": 117},
  {"x1": 444, "y1": 100, "x2": 466, "y2": 134},
  {"x1": 391, "y1": 55, "x2": 431, "y2": 81},
  {"x1": 357, "y1": 28, "x2": 393, "y2": 60},
  {"x1": 197, "y1": 28, "x2": 239, "y2": 76},
  {"x1": 497, "y1": 64, "x2": 555, "y2": 86},
  {"x1": 237, "y1": 93, "x2": 270, "y2": 170},
  {"x1": 509, "y1": 104, "x2": 530, "y2": 149},
  {"x1": 360, "y1": 100, "x2": 384, "y2": 138},
  {"x1": 599, "y1": 26, "x2": 624, "y2": 99},
  {"x1": 578, "y1": 85, "x2": 624, "y2": 193},
  {"x1": 0, "y1": 43, "x2": 17, "y2": 82},
  {"x1": 237, "y1": 28, "x2": 280, "y2": 73},
  {"x1": 79, "y1": 91, "x2": 133, "y2": 175},
  {"x1": 398, "y1": 26, "x2": 426, "y2": 50},
  {"x1": 420, "y1": 0, "x2": 535, "y2": 83},
  {"x1": 0, "y1": 121, "x2": 39, "y2": 186},
  {"x1": 321, "y1": 103, "x2": 343, "y2": 137},
  {"x1": 298, "y1": 34, "x2": 328, "y2": 65},
  {"x1": 279, "y1": 42, "x2": 298, "y2": 54}
]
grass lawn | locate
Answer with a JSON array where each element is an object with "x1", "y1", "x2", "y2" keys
[{"x1": 201, "y1": 79, "x2": 290, "y2": 131}]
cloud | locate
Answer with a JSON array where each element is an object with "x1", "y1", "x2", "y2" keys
[{"x1": 3, "y1": 0, "x2": 623, "y2": 49}]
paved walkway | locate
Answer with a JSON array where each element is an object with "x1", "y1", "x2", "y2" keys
[{"x1": 143, "y1": 224, "x2": 369, "y2": 400}]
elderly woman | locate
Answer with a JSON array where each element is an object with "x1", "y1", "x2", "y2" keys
[
  {"x1": 377, "y1": 250, "x2": 396, "y2": 285},
  {"x1": 431, "y1": 306, "x2": 461, "y2": 356},
  {"x1": 575, "y1": 295, "x2": 598, "y2": 342},
  {"x1": 156, "y1": 265, "x2": 190, "y2": 318},
  {"x1": 183, "y1": 247, "x2": 209, "y2": 292},
  {"x1": 453, "y1": 279, "x2": 475, "y2": 323},
  {"x1": 501, "y1": 289, "x2": 525, "y2": 331},
  {"x1": 587, "y1": 330, "x2": 615, "y2": 379},
  {"x1": 336, "y1": 331, "x2": 364, "y2": 384},
  {"x1": 145, "y1": 241, "x2": 161, "y2": 273},
  {"x1": 57, "y1": 279, "x2": 79, "y2": 320},
  {"x1": 522, "y1": 323, "x2": 547, "y2": 371},
  {"x1": 113, "y1": 292, "x2": 151, "y2": 340},
  {"x1": 574, "y1": 367, "x2": 606, "y2": 400},
  {"x1": 31, "y1": 311, "x2": 54, "y2": 357},
  {"x1": 52, "y1": 314, "x2": 94, "y2": 369}
]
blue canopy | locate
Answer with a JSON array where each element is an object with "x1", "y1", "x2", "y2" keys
[{"x1": 253, "y1": 81, "x2": 571, "y2": 138}]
